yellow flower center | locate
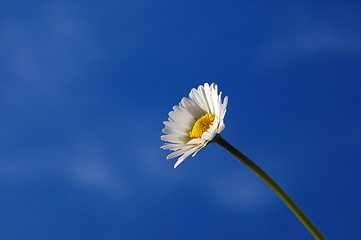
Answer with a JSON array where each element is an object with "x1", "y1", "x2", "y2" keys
[{"x1": 189, "y1": 113, "x2": 215, "y2": 139}]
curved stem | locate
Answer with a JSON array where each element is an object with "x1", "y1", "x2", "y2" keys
[{"x1": 213, "y1": 134, "x2": 325, "y2": 240}]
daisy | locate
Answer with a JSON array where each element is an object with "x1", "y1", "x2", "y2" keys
[
  {"x1": 160, "y1": 83, "x2": 325, "y2": 240},
  {"x1": 161, "y1": 83, "x2": 228, "y2": 168}
]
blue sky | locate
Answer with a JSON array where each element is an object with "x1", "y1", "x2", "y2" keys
[{"x1": 1, "y1": 1, "x2": 361, "y2": 239}]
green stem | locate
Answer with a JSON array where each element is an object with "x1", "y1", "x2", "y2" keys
[{"x1": 213, "y1": 134, "x2": 326, "y2": 240}]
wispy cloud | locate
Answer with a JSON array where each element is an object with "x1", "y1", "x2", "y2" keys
[
  {"x1": 256, "y1": 6, "x2": 361, "y2": 69},
  {"x1": 207, "y1": 171, "x2": 273, "y2": 211},
  {"x1": 0, "y1": 2, "x2": 99, "y2": 106}
]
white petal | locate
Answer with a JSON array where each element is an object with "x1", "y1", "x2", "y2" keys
[
  {"x1": 168, "y1": 117, "x2": 193, "y2": 130},
  {"x1": 169, "y1": 110, "x2": 193, "y2": 126},
  {"x1": 180, "y1": 97, "x2": 194, "y2": 108},
  {"x1": 190, "y1": 88, "x2": 208, "y2": 112},
  {"x1": 162, "y1": 126, "x2": 187, "y2": 135},
  {"x1": 222, "y1": 96, "x2": 228, "y2": 113},
  {"x1": 208, "y1": 122, "x2": 218, "y2": 135},
  {"x1": 217, "y1": 121, "x2": 225, "y2": 133},
  {"x1": 173, "y1": 105, "x2": 195, "y2": 120},
  {"x1": 201, "y1": 131, "x2": 212, "y2": 140},
  {"x1": 204, "y1": 83, "x2": 215, "y2": 114},
  {"x1": 161, "y1": 143, "x2": 186, "y2": 150},
  {"x1": 191, "y1": 144, "x2": 206, "y2": 157},
  {"x1": 174, "y1": 148, "x2": 198, "y2": 168},
  {"x1": 197, "y1": 84, "x2": 211, "y2": 113},
  {"x1": 167, "y1": 147, "x2": 193, "y2": 159},
  {"x1": 163, "y1": 121, "x2": 187, "y2": 133},
  {"x1": 211, "y1": 88, "x2": 220, "y2": 116},
  {"x1": 187, "y1": 138, "x2": 206, "y2": 145},
  {"x1": 161, "y1": 134, "x2": 188, "y2": 144},
  {"x1": 181, "y1": 97, "x2": 205, "y2": 119}
]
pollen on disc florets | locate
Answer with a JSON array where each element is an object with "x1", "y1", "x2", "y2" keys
[{"x1": 189, "y1": 113, "x2": 215, "y2": 139}]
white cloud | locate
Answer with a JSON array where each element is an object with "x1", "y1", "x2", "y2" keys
[
  {"x1": 0, "y1": 2, "x2": 99, "y2": 106},
  {"x1": 256, "y1": 7, "x2": 361, "y2": 69},
  {"x1": 208, "y1": 172, "x2": 273, "y2": 211},
  {"x1": 68, "y1": 157, "x2": 127, "y2": 199}
]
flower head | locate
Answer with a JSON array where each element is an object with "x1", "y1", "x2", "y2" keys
[{"x1": 161, "y1": 83, "x2": 228, "y2": 168}]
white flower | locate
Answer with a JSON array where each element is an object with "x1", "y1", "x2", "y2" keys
[{"x1": 161, "y1": 83, "x2": 228, "y2": 168}]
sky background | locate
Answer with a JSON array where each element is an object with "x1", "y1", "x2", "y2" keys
[{"x1": 1, "y1": 1, "x2": 361, "y2": 240}]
